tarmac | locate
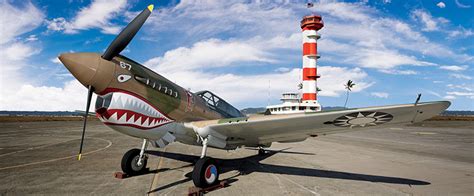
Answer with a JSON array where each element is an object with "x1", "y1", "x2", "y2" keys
[{"x1": 0, "y1": 120, "x2": 472, "y2": 195}]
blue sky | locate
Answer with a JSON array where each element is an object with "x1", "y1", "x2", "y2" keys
[{"x1": 0, "y1": 0, "x2": 473, "y2": 111}]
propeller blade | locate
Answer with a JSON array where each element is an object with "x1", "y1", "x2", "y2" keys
[
  {"x1": 101, "y1": 4, "x2": 154, "y2": 60},
  {"x1": 78, "y1": 85, "x2": 94, "y2": 160}
]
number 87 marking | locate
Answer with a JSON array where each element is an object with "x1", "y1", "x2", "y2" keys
[{"x1": 119, "y1": 61, "x2": 132, "y2": 70}]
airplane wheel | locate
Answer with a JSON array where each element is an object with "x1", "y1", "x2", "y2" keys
[
  {"x1": 121, "y1": 149, "x2": 147, "y2": 175},
  {"x1": 258, "y1": 148, "x2": 266, "y2": 156},
  {"x1": 192, "y1": 157, "x2": 219, "y2": 188}
]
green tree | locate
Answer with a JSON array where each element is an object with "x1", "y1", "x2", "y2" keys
[{"x1": 343, "y1": 80, "x2": 355, "y2": 108}]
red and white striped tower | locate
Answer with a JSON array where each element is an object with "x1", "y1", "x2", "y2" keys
[{"x1": 301, "y1": 14, "x2": 323, "y2": 105}]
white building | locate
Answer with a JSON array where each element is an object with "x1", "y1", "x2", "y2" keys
[{"x1": 266, "y1": 93, "x2": 321, "y2": 114}]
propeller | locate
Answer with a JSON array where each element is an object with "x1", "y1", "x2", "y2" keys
[
  {"x1": 102, "y1": 4, "x2": 154, "y2": 60},
  {"x1": 78, "y1": 85, "x2": 94, "y2": 160},
  {"x1": 76, "y1": 5, "x2": 154, "y2": 160}
]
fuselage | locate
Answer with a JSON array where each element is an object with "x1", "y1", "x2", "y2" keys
[{"x1": 59, "y1": 52, "x2": 241, "y2": 144}]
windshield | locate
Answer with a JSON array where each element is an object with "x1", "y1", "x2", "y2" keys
[{"x1": 195, "y1": 91, "x2": 244, "y2": 118}]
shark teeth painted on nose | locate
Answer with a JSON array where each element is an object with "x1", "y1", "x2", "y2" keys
[{"x1": 97, "y1": 91, "x2": 173, "y2": 129}]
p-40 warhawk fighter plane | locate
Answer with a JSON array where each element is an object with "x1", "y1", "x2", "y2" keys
[{"x1": 59, "y1": 5, "x2": 450, "y2": 188}]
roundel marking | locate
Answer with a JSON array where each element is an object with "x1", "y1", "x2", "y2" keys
[
  {"x1": 204, "y1": 164, "x2": 217, "y2": 184},
  {"x1": 117, "y1": 74, "x2": 131, "y2": 83},
  {"x1": 333, "y1": 111, "x2": 393, "y2": 128}
]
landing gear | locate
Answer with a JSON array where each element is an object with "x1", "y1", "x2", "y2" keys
[
  {"x1": 121, "y1": 139, "x2": 148, "y2": 175},
  {"x1": 258, "y1": 147, "x2": 266, "y2": 156},
  {"x1": 192, "y1": 137, "x2": 220, "y2": 188},
  {"x1": 192, "y1": 157, "x2": 219, "y2": 187}
]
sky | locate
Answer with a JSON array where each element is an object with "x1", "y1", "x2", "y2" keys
[{"x1": 0, "y1": 0, "x2": 473, "y2": 111}]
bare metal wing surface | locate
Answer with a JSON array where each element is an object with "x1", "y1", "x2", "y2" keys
[{"x1": 185, "y1": 101, "x2": 450, "y2": 148}]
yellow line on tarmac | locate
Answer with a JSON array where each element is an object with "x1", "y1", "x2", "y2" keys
[
  {"x1": 0, "y1": 137, "x2": 78, "y2": 157},
  {"x1": 149, "y1": 147, "x2": 167, "y2": 195}
]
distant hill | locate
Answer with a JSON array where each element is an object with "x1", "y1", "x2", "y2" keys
[
  {"x1": 240, "y1": 107, "x2": 266, "y2": 115},
  {"x1": 441, "y1": 111, "x2": 474, "y2": 116},
  {"x1": 0, "y1": 111, "x2": 95, "y2": 117}
]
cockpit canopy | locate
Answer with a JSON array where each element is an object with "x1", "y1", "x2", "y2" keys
[{"x1": 196, "y1": 90, "x2": 244, "y2": 118}]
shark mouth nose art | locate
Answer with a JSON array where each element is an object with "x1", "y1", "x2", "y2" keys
[{"x1": 95, "y1": 89, "x2": 173, "y2": 129}]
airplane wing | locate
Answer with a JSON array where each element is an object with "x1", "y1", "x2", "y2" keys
[{"x1": 184, "y1": 101, "x2": 450, "y2": 149}]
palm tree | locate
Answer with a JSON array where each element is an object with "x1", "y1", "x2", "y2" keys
[
  {"x1": 343, "y1": 80, "x2": 355, "y2": 108},
  {"x1": 298, "y1": 83, "x2": 321, "y2": 93}
]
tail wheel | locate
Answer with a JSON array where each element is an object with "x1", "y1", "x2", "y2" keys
[
  {"x1": 192, "y1": 157, "x2": 219, "y2": 188},
  {"x1": 121, "y1": 149, "x2": 147, "y2": 175}
]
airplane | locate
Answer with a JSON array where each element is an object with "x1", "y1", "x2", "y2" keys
[{"x1": 58, "y1": 4, "x2": 450, "y2": 188}]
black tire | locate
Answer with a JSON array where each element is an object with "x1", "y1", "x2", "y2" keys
[
  {"x1": 192, "y1": 157, "x2": 219, "y2": 188},
  {"x1": 121, "y1": 149, "x2": 147, "y2": 175}
]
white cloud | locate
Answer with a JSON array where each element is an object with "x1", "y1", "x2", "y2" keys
[
  {"x1": 436, "y1": 2, "x2": 446, "y2": 8},
  {"x1": 446, "y1": 84, "x2": 473, "y2": 91},
  {"x1": 450, "y1": 73, "x2": 472, "y2": 80},
  {"x1": 447, "y1": 91, "x2": 474, "y2": 96},
  {"x1": 379, "y1": 69, "x2": 418, "y2": 75},
  {"x1": 1, "y1": 80, "x2": 96, "y2": 111},
  {"x1": 409, "y1": 7, "x2": 472, "y2": 40},
  {"x1": 321, "y1": 37, "x2": 436, "y2": 72},
  {"x1": 455, "y1": 0, "x2": 471, "y2": 8},
  {"x1": 0, "y1": 2, "x2": 94, "y2": 111},
  {"x1": 319, "y1": 38, "x2": 437, "y2": 74},
  {"x1": 1, "y1": 47, "x2": 94, "y2": 110},
  {"x1": 145, "y1": 39, "x2": 274, "y2": 73},
  {"x1": 84, "y1": 36, "x2": 102, "y2": 45},
  {"x1": 439, "y1": 65, "x2": 468, "y2": 71},
  {"x1": 274, "y1": 67, "x2": 290, "y2": 73},
  {"x1": 46, "y1": 0, "x2": 127, "y2": 34},
  {"x1": 50, "y1": 57, "x2": 61, "y2": 64},
  {"x1": 0, "y1": 2, "x2": 44, "y2": 44},
  {"x1": 0, "y1": 2, "x2": 44, "y2": 94},
  {"x1": 443, "y1": 95, "x2": 456, "y2": 100},
  {"x1": 356, "y1": 49, "x2": 435, "y2": 69},
  {"x1": 143, "y1": 1, "x2": 298, "y2": 42},
  {"x1": 0, "y1": 43, "x2": 34, "y2": 93},
  {"x1": 448, "y1": 27, "x2": 474, "y2": 38},
  {"x1": 25, "y1": 35, "x2": 38, "y2": 42},
  {"x1": 46, "y1": 17, "x2": 68, "y2": 31},
  {"x1": 371, "y1": 92, "x2": 389, "y2": 98},
  {"x1": 1, "y1": 42, "x2": 39, "y2": 61},
  {"x1": 426, "y1": 90, "x2": 442, "y2": 98},
  {"x1": 411, "y1": 9, "x2": 448, "y2": 32}
]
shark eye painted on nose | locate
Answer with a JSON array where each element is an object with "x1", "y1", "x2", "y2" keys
[{"x1": 117, "y1": 75, "x2": 131, "y2": 83}]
